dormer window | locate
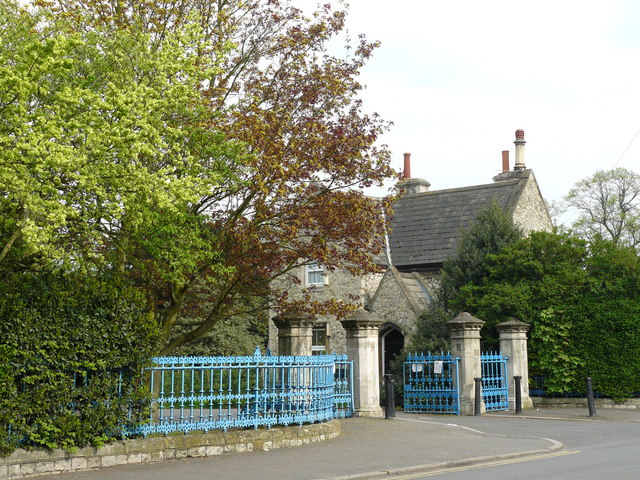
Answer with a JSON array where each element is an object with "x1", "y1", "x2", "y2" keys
[{"x1": 306, "y1": 263, "x2": 327, "y2": 287}]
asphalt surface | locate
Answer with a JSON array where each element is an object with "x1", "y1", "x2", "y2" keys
[{"x1": 54, "y1": 407, "x2": 640, "y2": 480}]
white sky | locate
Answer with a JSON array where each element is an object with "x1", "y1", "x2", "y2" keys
[{"x1": 295, "y1": 0, "x2": 640, "y2": 224}]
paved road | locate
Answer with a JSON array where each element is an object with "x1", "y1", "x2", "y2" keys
[
  {"x1": 51, "y1": 408, "x2": 639, "y2": 480},
  {"x1": 394, "y1": 412, "x2": 640, "y2": 479}
]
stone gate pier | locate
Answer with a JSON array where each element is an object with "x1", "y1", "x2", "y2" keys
[
  {"x1": 447, "y1": 312, "x2": 484, "y2": 415},
  {"x1": 497, "y1": 317, "x2": 533, "y2": 410},
  {"x1": 340, "y1": 309, "x2": 384, "y2": 418}
]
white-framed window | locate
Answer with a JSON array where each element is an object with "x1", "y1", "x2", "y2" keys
[
  {"x1": 305, "y1": 263, "x2": 327, "y2": 287},
  {"x1": 312, "y1": 324, "x2": 329, "y2": 354}
]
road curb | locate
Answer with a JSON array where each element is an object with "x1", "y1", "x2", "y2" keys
[
  {"x1": 483, "y1": 409, "x2": 640, "y2": 423},
  {"x1": 484, "y1": 413, "x2": 616, "y2": 422},
  {"x1": 321, "y1": 436, "x2": 563, "y2": 480}
]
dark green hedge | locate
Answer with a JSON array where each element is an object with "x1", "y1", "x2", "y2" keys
[
  {"x1": 0, "y1": 271, "x2": 157, "y2": 456},
  {"x1": 453, "y1": 232, "x2": 640, "y2": 400}
]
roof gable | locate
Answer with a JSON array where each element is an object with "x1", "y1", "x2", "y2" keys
[{"x1": 370, "y1": 267, "x2": 432, "y2": 318}]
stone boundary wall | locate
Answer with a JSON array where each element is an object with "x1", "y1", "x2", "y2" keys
[
  {"x1": 532, "y1": 396, "x2": 640, "y2": 409},
  {"x1": 0, "y1": 421, "x2": 340, "y2": 479}
]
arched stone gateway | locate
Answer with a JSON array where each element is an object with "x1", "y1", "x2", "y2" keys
[{"x1": 379, "y1": 323, "x2": 405, "y2": 376}]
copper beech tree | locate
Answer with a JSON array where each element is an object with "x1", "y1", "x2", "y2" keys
[{"x1": 33, "y1": 0, "x2": 397, "y2": 354}]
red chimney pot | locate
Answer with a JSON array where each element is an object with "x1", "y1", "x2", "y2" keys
[
  {"x1": 515, "y1": 129, "x2": 525, "y2": 139},
  {"x1": 403, "y1": 152, "x2": 411, "y2": 179},
  {"x1": 501, "y1": 150, "x2": 510, "y2": 173}
]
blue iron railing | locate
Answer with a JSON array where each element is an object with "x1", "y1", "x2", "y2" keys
[
  {"x1": 126, "y1": 349, "x2": 352, "y2": 436},
  {"x1": 403, "y1": 352, "x2": 460, "y2": 415},
  {"x1": 480, "y1": 351, "x2": 509, "y2": 411},
  {"x1": 332, "y1": 357, "x2": 354, "y2": 419}
]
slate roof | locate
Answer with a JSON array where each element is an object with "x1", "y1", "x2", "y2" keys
[
  {"x1": 396, "y1": 270, "x2": 432, "y2": 312},
  {"x1": 389, "y1": 171, "x2": 530, "y2": 268}
]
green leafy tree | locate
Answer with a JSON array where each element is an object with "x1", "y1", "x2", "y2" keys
[
  {"x1": 435, "y1": 201, "x2": 523, "y2": 349},
  {"x1": 0, "y1": 2, "x2": 234, "y2": 275},
  {"x1": 406, "y1": 306, "x2": 453, "y2": 354},
  {"x1": 441, "y1": 201, "x2": 523, "y2": 303},
  {"x1": 9, "y1": 0, "x2": 396, "y2": 354},
  {"x1": 562, "y1": 167, "x2": 640, "y2": 247},
  {"x1": 455, "y1": 231, "x2": 640, "y2": 398},
  {"x1": 455, "y1": 231, "x2": 589, "y2": 391}
]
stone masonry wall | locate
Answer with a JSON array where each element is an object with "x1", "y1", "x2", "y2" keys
[
  {"x1": 269, "y1": 265, "x2": 384, "y2": 354},
  {"x1": 369, "y1": 272, "x2": 419, "y2": 334},
  {"x1": 0, "y1": 421, "x2": 340, "y2": 479},
  {"x1": 532, "y1": 397, "x2": 640, "y2": 409},
  {"x1": 512, "y1": 173, "x2": 554, "y2": 233}
]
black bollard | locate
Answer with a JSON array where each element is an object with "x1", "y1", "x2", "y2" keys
[
  {"x1": 474, "y1": 377, "x2": 482, "y2": 416},
  {"x1": 384, "y1": 374, "x2": 396, "y2": 419},
  {"x1": 586, "y1": 377, "x2": 597, "y2": 417},
  {"x1": 514, "y1": 375, "x2": 522, "y2": 415}
]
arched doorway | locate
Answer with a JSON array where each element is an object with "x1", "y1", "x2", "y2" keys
[{"x1": 379, "y1": 323, "x2": 405, "y2": 376}]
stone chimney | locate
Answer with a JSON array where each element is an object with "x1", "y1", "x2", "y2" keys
[
  {"x1": 395, "y1": 152, "x2": 430, "y2": 195},
  {"x1": 493, "y1": 130, "x2": 529, "y2": 183},
  {"x1": 514, "y1": 129, "x2": 526, "y2": 170}
]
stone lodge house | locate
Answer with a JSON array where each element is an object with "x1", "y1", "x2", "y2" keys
[{"x1": 269, "y1": 130, "x2": 553, "y2": 374}]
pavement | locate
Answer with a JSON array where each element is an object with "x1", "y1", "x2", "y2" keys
[
  {"x1": 56, "y1": 407, "x2": 640, "y2": 480},
  {"x1": 304, "y1": 407, "x2": 640, "y2": 480}
]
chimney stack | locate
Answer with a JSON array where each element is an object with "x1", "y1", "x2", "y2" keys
[
  {"x1": 403, "y1": 152, "x2": 411, "y2": 179},
  {"x1": 395, "y1": 152, "x2": 430, "y2": 194},
  {"x1": 501, "y1": 150, "x2": 509, "y2": 173},
  {"x1": 514, "y1": 129, "x2": 526, "y2": 170}
]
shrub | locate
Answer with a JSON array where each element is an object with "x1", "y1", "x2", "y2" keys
[{"x1": 0, "y1": 271, "x2": 157, "y2": 456}]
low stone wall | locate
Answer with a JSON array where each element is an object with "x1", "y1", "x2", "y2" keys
[
  {"x1": 0, "y1": 421, "x2": 340, "y2": 479},
  {"x1": 532, "y1": 396, "x2": 640, "y2": 409}
]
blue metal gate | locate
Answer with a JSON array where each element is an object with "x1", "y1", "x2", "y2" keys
[
  {"x1": 403, "y1": 353, "x2": 460, "y2": 415},
  {"x1": 333, "y1": 355, "x2": 354, "y2": 418},
  {"x1": 481, "y1": 352, "x2": 509, "y2": 411}
]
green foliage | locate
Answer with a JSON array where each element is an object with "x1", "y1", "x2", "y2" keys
[
  {"x1": 454, "y1": 231, "x2": 590, "y2": 389},
  {"x1": 438, "y1": 201, "x2": 523, "y2": 350},
  {"x1": 2, "y1": 1, "x2": 397, "y2": 355},
  {"x1": 0, "y1": 1, "x2": 243, "y2": 354},
  {"x1": 0, "y1": 271, "x2": 157, "y2": 456},
  {"x1": 406, "y1": 307, "x2": 453, "y2": 354},
  {"x1": 457, "y1": 230, "x2": 588, "y2": 349},
  {"x1": 529, "y1": 307, "x2": 584, "y2": 394},
  {"x1": 172, "y1": 309, "x2": 268, "y2": 357},
  {"x1": 0, "y1": 4, "x2": 232, "y2": 274},
  {"x1": 576, "y1": 240, "x2": 640, "y2": 400},
  {"x1": 562, "y1": 167, "x2": 640, "y2": 247},
  {"x1": 452, "y1": 231, "x2": 640, "y2": 399},
  {"x1": 441, "y1": 201, "x2": 523, "y2": 302}
]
